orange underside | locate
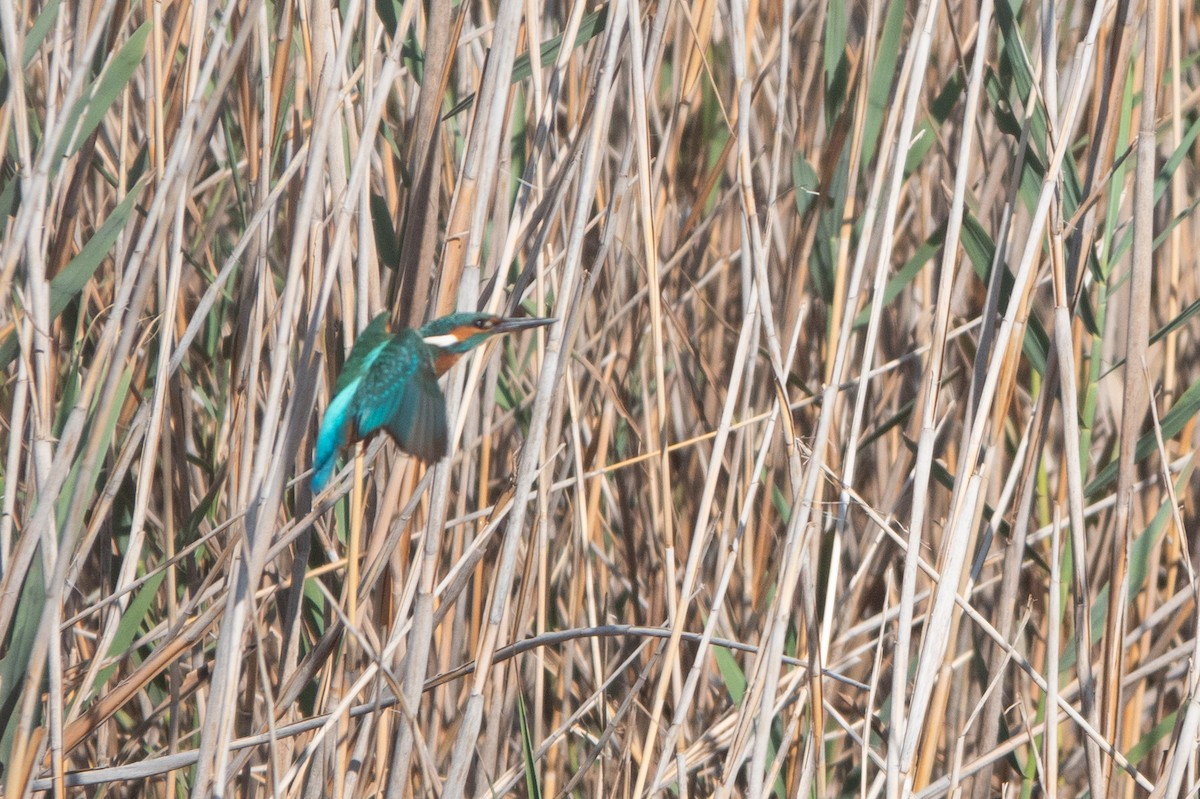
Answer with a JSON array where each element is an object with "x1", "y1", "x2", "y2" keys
[{"x1": 433, "y1": 350, "x2": 463, "y2": 376}]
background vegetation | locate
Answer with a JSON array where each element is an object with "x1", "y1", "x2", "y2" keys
[{"x1": 1, "y1": 0, "x2": 1198, "y2": 796}]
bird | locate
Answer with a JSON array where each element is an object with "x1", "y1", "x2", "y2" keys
[{"x1": 311, "y1": 310, "x2": 555, "y2": 490}]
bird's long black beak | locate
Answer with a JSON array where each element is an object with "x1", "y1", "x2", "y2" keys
[{"x1": 492, "y1": 316, "x2": 556, "y2": 334}]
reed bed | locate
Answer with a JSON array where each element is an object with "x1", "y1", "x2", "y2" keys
[{"x1": 1, "y1": 0, "x2": 1198, "y2": 796}]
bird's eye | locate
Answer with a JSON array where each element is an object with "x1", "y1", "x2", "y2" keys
[{"x1": 475, "y1": 318, "x2": 494, "y2": 330}]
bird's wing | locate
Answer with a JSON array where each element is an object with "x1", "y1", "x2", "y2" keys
[
  {"x1": 334, "y1": 312, "x2": 393, "y2": 394},
  {"x1": 352, "y1": 330, "x2": 449, "y2": 463},
  {"x1": 386, "y1": 356, "x2": 449, "y2": 463}
]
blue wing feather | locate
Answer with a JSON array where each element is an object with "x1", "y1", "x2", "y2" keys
[
  {"x1": 385, "y1": 363, "x2": 448, "y2": 462},
  {"x1": 335, "y1": 313, "x2": 393, "y2": 393},
  {"x1": 354, "y1": 330, "x2": 448, "y2": 462},
  {"x1": 352, "y1": 330, "x2": 422, "y2": 437}
]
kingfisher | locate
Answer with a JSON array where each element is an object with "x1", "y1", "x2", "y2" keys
[{"x1": 311, "y1": 310, "x2": 555, "y2": 491}]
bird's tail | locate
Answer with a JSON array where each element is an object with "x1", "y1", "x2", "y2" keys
[
  {"x1": 311, "y1": 454, "x2": 335, "y2": 492},
  {"x1": 312, "y1": 389, "x2": 356, "y2": 491}
]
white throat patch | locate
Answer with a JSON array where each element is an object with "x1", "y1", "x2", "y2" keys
[{"x1": 422, "y1": 333, "x2": 461, "y2": 348}]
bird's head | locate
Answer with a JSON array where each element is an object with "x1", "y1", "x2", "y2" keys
[{"x1": 419, "y1": 312, "x2": 554, "y2": 374}]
